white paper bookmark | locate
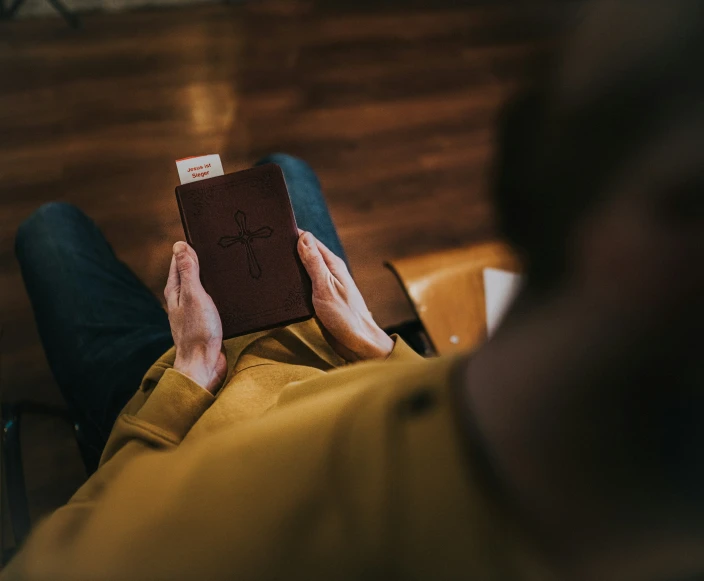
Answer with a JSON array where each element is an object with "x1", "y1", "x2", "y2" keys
[{"x1": 175, "y1": 154, "x2": 224, "y2": 185}]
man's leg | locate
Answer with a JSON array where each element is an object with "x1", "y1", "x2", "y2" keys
[
  {"x1": 256, "y1": 153, "x2": 350, "y2": 269},
  {"x1": 15, "y1": 203, "x2": 173, "y2": 472}
]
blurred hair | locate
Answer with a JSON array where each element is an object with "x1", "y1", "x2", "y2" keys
[{"x1": 492, "y1": 1, "x2": 704, "y2": 288}]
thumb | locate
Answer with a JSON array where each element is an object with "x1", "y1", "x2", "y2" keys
[
  {"x1": 173, "y1": 241, "x2": 199, "y2": 293},
  {"x1": 298, "y1": 232, "x2": 330, "y2": 294}
]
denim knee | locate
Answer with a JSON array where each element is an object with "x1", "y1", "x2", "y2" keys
[
  {"x1": 256, "y1": 153, "x2": 319, "y2": 185},
  {"x1": 15, "y1": 202, "x2": 82, "y2": 256}
]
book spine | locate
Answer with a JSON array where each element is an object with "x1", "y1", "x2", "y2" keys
[
  {"x1": 174, "y1": 188, "x2": 195, "y2": 247},
  {"x1": 279, "y1": 172, "x2": 314, "y2": 316}
]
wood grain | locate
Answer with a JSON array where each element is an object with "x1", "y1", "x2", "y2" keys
[{"x1": 0, "y1": 0, "x2": 562, "y2": 526}]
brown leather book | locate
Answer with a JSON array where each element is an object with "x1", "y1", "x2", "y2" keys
[{"x1": 175, "y1": 164, "x2": 313, "y2": 339}]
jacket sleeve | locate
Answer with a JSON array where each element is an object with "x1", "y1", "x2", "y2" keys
[
  {"x1": 0, "y1": 368, "x2": 386, "y2": 581},
  {"x1": 385, "y1": 334, "x2": 425, "y2": 363},
  {"x1": 83, "y1": 368, "x2": 215, "y2": 495}
]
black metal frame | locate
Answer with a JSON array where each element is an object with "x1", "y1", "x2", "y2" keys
[
  {"x1": 0, "y1": 0, "x2": 80, "y2": 28},
  {"x1": 0, "y1": 401, "x2": 82, "y2": 564}
]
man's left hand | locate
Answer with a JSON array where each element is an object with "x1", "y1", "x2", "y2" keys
[{"x1": 297, "y1": 231, "x2": 394, "y2": 361}]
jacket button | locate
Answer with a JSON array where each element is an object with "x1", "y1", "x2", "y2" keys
[{"x1": 398, "y1": 389, "x2": 436, "y2": 418}]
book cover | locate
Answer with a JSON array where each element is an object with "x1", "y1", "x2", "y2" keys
[{"x1": 175, "y1": 164, "x2": 313, "y2": 338}]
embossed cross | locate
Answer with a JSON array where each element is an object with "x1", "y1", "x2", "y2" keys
[{"x1": 218, "y1": 210, "x2": 273, "y2": 279}]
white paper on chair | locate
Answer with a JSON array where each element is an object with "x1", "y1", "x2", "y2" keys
[{"x1": 483, "y1": 268, "x2": 524, "y2": 338}]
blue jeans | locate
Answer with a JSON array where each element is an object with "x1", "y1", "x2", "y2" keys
[{"x1": 15, "y1": 154, "x2": 347, "y2": 473}]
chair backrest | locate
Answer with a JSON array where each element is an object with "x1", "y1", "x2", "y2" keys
[{"x1": 385, "y1": 242, "x2": 521, "y2": 355}]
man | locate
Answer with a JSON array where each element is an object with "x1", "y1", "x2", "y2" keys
[{"x1": 5, "y1": 2, "x2": 704, "y2": 580}]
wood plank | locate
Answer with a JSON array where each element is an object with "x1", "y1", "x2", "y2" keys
[{"x1": 0, "y1": 0, "x2": 563, "y2": 527}]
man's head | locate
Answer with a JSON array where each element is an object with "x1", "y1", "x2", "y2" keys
[
  {"x1": 486, "y1": 1, "x2": 704, "y2": 545},
  {"x1": 494, "y1": 1, "x2": 704, "y2": 323}
]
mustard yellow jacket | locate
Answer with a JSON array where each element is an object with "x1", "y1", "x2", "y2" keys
[{"x1": 3, "y1": 320, "x2": 550, "y2": 580}]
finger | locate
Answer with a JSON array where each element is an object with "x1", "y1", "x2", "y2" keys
[
  {"x1": 313, "y1": 235, "x2": 348, "y2": 277},
  {"x1": 297, "y1": 228, "x2": 304, "y2": 236},
  {"x1": 184, "y1": 242, "x2": 200, "y2": 267},
  {"x1": 173, "y1": 241, "x2": 200, "y2": 296},
  {"x1": 164, "y1": 253, "x2": 180, "y2": 310},
  {"x1": 298, "y1": 232, "x2": 331, "y2": 294}
]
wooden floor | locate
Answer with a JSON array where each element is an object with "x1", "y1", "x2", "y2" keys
[{"x1": 0, "y1": 0, "x2": 557, "y2": 532}]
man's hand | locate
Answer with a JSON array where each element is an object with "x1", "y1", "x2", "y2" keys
[
  {"x1": 297, "y1": 231, "x2": 394, "y2": 361},
  {"x1": 164, "y1": 242, "x2": 227, "y2": 394}
]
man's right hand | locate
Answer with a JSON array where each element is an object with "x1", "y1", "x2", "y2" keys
[
  {"x1": 297, "y1": 231, "x2": 394, "y2": 362},
  {"x1": 164, "y1": 241, "x2": 227, "y2": 394}
]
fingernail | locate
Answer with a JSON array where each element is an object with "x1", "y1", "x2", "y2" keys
[
  {"x1": 173, "y1": 241, "x2": 187, "y2": 256},
  {"x1": 303, "y1": 233, "x2": 315, "y2": 249}
]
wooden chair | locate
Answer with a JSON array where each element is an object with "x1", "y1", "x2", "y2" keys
[{"x1": 385, "y1": 241, "x2": 521, "y2": 356}]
